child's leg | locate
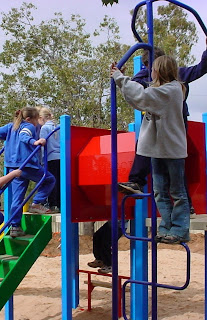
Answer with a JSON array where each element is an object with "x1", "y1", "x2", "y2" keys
[
  {"x1": 10, "y1": 175, "x2": 29, "y2": 226},
  {"x1": 151, "y1": 158, "x2": 173, "y2": 236},
  {"x1": 99, "y1": 222, "x2": 112, "y2": 266},
  {"x1": 21, "y1": 167, "x2": 55, "y2": 204},
  {"x1": 93, "y1": 223, "x2": 105, "y2": 261},
  {"x1": 167, "y1": 159, "x2": 190, "y2": 239}
]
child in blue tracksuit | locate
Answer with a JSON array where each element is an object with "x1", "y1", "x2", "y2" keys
[
  {"x1": 39, "y1": 107, "x2": 60, "y2": 212},
  {"x1": 0, "y1": 106, "x2": 56, "y2": 237}
]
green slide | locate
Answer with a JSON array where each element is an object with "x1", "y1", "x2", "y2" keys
[{"x1": 0, "y1": 214, "x2": 52, "y2": 310}]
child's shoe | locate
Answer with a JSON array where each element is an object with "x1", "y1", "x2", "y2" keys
[
  {"x1": 161, "y1": 235, "x2": 190, "y2": 244},
  {"x1": 98, "y1": 265, "x2": 112, "y2": 274},
  {"x1": 10, "y1": 226, "x2": 26, "y2": 238},
  {"x1": 190, "y1": 206, "x2": 196, "y2": 219},
  {"x1": 29, "y1": 203, "x2": 52, "y2": 214},
  {"x1": 87, "y1": 259, "x2": 104, "y2": 268},
  {"x1": 50, "y1": 206, "x2": 60, "y2": 213}
]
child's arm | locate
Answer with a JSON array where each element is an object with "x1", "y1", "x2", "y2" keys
[
  {"x1": 34, "y1": 138, "x2": 46, "y2": 146},
  {"x1": 0, "y1": 169, "x2": 22, "y2": 188}
]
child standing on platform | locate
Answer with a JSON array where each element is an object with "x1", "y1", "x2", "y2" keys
[
  {"x1": 39, "y1": 107, "x2": 60, "y2": 213},
  {"x1": 0, "y1": 107, "x2": 56, "y2": 237},
  {"x1": 111, "y1": 55, "x2": 190, "y2": 244}
]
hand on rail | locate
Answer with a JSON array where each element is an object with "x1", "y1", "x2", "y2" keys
[
  {"x1": 110, "y1": 62, "x2": 126, "y2": 77},
  {"x1": 34, "y1": 138, "x2": 46, "y2": 146}
]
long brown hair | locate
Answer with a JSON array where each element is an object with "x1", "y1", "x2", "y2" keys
[
  {"x1": 13, "y1": 106, "x2": 39, "y2": 131},
  {"x1": 151, "y1": 55, "x2": 186, "y2": 96}
]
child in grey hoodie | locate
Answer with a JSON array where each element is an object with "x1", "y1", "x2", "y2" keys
[{"x1": 111, "y1": 55, "x2": 190, "y2": 244}]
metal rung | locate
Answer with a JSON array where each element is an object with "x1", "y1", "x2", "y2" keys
[{"x1": 0, "y1": 255, "x2": 19, "y2": 261}]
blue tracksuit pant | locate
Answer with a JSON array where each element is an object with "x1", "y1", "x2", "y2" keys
[{"x1": 9, "y1": 166, "x2": 55, "y2": 226}]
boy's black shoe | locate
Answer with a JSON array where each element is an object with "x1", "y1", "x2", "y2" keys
[
  {"x1": 161, "y1": 235, "x2": 190, "y2": 244},
  {"x1": 118, "y1": 182, "x2": 144, "y2": 195},
  {"x1": 88, "y1": 259, "x2": 104, "y2": 268},
  {"x1": 190, "y1": 206, "x2": 196, "y2": 219},
  {"x1": 10, "y1": 226, "x2": 26, "y2": 238}
]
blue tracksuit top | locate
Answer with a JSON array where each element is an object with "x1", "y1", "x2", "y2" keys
[
  {"x1": 39, "y1": 120, "x2": 60, "y2": 162},
  {"x1": 0, "y1": 121, "x2": 40, "y2": 169},
  {"x1": 132, "y1": 49, "x2": 207, "y2": 120}
]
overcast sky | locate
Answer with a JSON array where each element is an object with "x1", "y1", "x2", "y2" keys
[{"x1": 0, "y1": 0, "x2": 207, "y2": 121}]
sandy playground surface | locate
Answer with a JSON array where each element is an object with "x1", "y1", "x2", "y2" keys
[{"x1": 0, "y1": 233, "x2": 206, "y2": 320}]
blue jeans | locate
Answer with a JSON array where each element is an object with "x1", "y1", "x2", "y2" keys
[
  {"x1": 151, "y1": 158, "x2": 190, "y2": 240},
  {"x1": 9, "y1": 166, "x2": 55, "y2": 227}
]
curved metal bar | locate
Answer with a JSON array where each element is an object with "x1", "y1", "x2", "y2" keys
[
  {"x1": 0, "y1": 126, "x2": 60, "y2": 235},
  {"x1": 131, "y1": 1, "x2": 146, "y2": 42},
  {"x1": 116, "y1": 43, "x2": 152, "y2": 70},
  {"x1": 165, "y1": 0, "x2": 207, "y2": 36},
  {"x1": 122, "y1": 241, "x2": 190, "y2": 319},
  {"x1": 121, "y1": 193, "x2": 151, "y2": 242},
  {"x1": 132, "y1": 0, "x2": 207, "y2": 45}
]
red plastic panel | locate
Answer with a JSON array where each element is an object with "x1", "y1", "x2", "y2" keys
[
  {"x1": 70, "y1": 120, "x2": 206, "y2": 222},
  {"x1": 70, "y1": 127, "x2": 134, "y2": 222},
  {"x1": 76, "y1": 132, "x2": 136, "y2": 222},
  {"x1": 186, "y1": 121, "x2": 207, "y2": 214}
]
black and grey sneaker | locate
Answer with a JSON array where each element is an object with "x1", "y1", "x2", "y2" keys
[
  {"x1": 10, "y1": 226, "x2": 26, "y2": 238},
  {"x1": 190, "y1": 206, "x2": 196, "y2": 219},
  {"x1": 118, "y1": 182, "x2": 144, "y2": 195},
  {"x1": 98, "y1": 265, "x2": 112, "y2": 274},
  {"x1": 50, "y1": 206, "x2": 60, "y2": 213},
  {"x1": 161, "y1": 235, "x2": 190, "y2": 244}
]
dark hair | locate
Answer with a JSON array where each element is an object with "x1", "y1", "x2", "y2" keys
[
  {"x1": 13, "y1": 106, "x2": 39, "y2": 130},
  {"x1": 142, "y1": 47, "x2": 165, "y2": 67}
]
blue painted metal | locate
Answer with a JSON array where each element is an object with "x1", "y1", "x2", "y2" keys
[
  {"x1": 122, "y1": 242, "x2": 190, "y2": 320},
  {"x1": 111, "y1": 42, "x2": 152, "y2": 320},
  {"x1": 128, "y1": 115, "x2": 149, "y2": 320},
  {"x1": 71, "y1": 223, "x2": 79, "y2": 308},
  {"x1": 131, "y1": 0, "x2": 207, "y2": 43},
  {"x1": 4, "y1": 162, "x2": 13, "y2": 320},
  {"x1": 111, "y1": 78, "x2": 119, "y2": 320},
  {"x1": 5, "y1": 297, "x2": 13, "y2": 320},
  {"x1": 60, "y1": 115, "x2": 72, "y2": 320}
]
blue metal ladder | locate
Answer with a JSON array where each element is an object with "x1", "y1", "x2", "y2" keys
[{"x1": 110, "y1": 1, "x2": 207, "y2": 319}]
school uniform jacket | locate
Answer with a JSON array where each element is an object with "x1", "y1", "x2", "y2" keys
[{"x1": 0, "y1": 121, "x2": 39, "y2": 169}]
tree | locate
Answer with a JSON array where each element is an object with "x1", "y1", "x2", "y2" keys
[
  {"x1": 132, "y1": 3, "x2": 198, "y2": 66},
  {"x1": 0, "y1": 3, "x2": 135, "y2": 130},
  {"x1": 102, "y1": 0, "x2": 118, "y2": 5},
  {"x1": 0, "y1": 3, "x2": 93, "y2": 125}
]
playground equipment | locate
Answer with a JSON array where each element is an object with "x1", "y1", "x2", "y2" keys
[
  {"x1": 0, "y1": 129, "x2": 59, "y2": 319},
  {"x1": 0, "y1": 1, "x2": 207, "y2": 320},
  {"x1": 109, "y1": 0, "x2": 207, "y2": 319}
]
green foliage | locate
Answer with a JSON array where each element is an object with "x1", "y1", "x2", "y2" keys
[
  {"x1": 0, "y1": 3, "x2": 134, "y2": 130},
  {"x1": 101, "y1": 0, "x2": 118, "y2": 6},
  {"x1": 132, "y1": 3, "x2": 198, "y2": 66}
]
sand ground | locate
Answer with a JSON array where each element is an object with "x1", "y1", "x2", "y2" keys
[{"x1": 0, "y1": 233, "x2": 205, "y2": 320}]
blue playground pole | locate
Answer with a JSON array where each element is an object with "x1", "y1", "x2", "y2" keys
[
  {"x1": 130, "y1": 55, "x2": 148, "y2": 320},
  {"x1": 4, "y1": 166, "x2": 13, "y2": 320},
  {"x1": 60, "y1": 115, "x2": 73, "y2": 320}
]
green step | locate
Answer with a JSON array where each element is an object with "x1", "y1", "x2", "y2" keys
[{"x1": 0, "y1": 214, "x2": 52, "y2": 310}]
